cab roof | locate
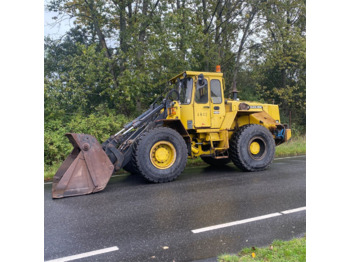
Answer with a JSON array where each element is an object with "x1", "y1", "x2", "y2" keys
[{"x1": 169, "y1": 71, "x2": 223, "y2": 83}]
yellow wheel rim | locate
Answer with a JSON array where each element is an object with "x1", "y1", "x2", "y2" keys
[
  {"x1": 150, "y1": 141, "x2": 176, "y2": 169},
  {"x1": 250, "y1": 141, "x2": 260, "y2": 155}
]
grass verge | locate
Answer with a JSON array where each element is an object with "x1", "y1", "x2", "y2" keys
[
  {"x1": 275, "y1": 136, "x2": 306, "y2": 157},
  {"x1": 44, "y1": 136, "x2": 305, "y2": 181},
  {"x1": 44, "y1": 162, "x2": 61, "y2": 181},
  {"x1": 218, "y1": 237, "x2": 306, "y2": 262}
]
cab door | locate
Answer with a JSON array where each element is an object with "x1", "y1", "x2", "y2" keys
[
  {"x1": 194, "y1": 77, "x2": 211, "y2": 128},
  {"x1": 209, "y1": 78, "x2": 225, "y2": 129}
]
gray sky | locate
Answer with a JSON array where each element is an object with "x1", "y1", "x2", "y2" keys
[{"x1": 44, "y1": 1, "x2": 73, "y2": 38}]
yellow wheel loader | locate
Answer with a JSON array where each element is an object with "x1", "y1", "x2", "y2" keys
[{"x1": 52, "y1": 68, "x2": 291, "y2": 198}]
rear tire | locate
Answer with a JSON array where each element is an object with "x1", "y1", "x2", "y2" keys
[
  {"x1": 200, "y1": 156, "x2": 231, "y2": 167},
  {"x1": 229, "y1": 124, "x2": 275, "y2": 171},
  {"x1": 133, "y1": 127, "x2": 188, "y2": 183}
]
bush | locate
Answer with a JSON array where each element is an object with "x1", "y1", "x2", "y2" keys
[{"x1": 44, "y1": 113, "x2": 130, "y2": 166}]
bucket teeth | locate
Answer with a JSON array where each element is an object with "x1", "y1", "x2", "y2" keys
[{"x1": 52, "y1": 133, "x2": 114, "y2": 199}]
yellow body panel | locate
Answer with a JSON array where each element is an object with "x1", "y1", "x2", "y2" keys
[
  {"x1": 285, "y1": 129, "x2": 292, "y2": 141},
  {"x1": 179, "y1": 104, "x2": 194, "y2": 129},
  {"x1": 166, "y1": 71, "x2": 290, "y2": 159},
  {"x1": 220, "y1": 111, "x2": 237, "y2": 130},
  {"x1": 206, "y1": 133, "x2": 220, "y2": 141},
  {"x1": 264, "y1": 104, "x2": 281, "y2": 123},
  {"x1": 169, "y1": 71, "x2": 223, "y2": 83},
  {"x1": 194, "y1": 101, "x2": 211, "y2": 128}
]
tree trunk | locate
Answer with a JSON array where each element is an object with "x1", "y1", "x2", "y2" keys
[
  {"x1": 135, "y1": 0, "x2": 149, "y2": 113},
  {"x1": 86, "y1": 0, "x2": 118, "y2": 90},
  {"x1": 119, "y1": 1, "x2": 127, "y2": 54},
  {"x1": 230, "y1": 5, "x2": 257, "y2": 98},
  {"x1": 201, "y1": 0, "x2": 209, "y2": 71}
]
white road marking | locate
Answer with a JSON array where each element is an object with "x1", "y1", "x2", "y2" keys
[
  {"x1": 192, "y1": 213, "x2": 282, "y2": 233},
  {"x1": 192, "y1": 206, "x2": 306, "y2": 234},
  {"x1": 280, "y1": 206, "x2": 306, "y2": 214},
  {"x1": 45, "y1": 246, "x2": 119, "y2": 262}
]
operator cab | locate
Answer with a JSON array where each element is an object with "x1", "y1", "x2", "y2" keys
[
  {"x1": 169, "y1": 70, "x2": 225, "y2": 129},
  {"x1": 176, "y1": 77, "x2": 193, "y2": 105}
]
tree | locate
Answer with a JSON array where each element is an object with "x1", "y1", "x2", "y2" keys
[
  {"x1": 252, "y1": 0, "x2": 306, "y2": 126},
  {"x1": 45, "y1": 0, "x2": 306, "y2": 125}
]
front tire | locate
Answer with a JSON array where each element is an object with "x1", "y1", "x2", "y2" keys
[
  {"x1": 123, "y1": 159, "x2": 139, "y2": 174},
  {"x1": 133, "y1": 127, "x2": 188, "y2": 183},
  {"x1": 229, "y1": 124, "x2": 275, "y2": 171},
  {"x1": 123, "y1": 138, "x2": 141, "y2": 174}
]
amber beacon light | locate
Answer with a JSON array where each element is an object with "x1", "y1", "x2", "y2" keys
[{"x1": 216, "y1": 65, "x2": 221, "y2": 72}]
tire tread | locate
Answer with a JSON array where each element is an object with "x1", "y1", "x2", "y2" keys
[
  {"x1": 229, "y1": 124, "x2": 275, "y2": 172},
  {"x1": 133, "y1": 127, "x2": 187, "y2": 183}
]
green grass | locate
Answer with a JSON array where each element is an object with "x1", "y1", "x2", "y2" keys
[
  {"x1": 44, "y1": 162, "x2": 61, "y2": 181},
  {"x1": 275, "y1": 136, "x2": 306, "y2": 157},
  {"x1": 187, "y1": 157, "x2": 206, "y2": 166},
  {"x1": 44, "y1": 136, "x2": 306, "y2": 181},
  {"x1": 218, "y1": 237, "x2": 306, "y2": 262}
]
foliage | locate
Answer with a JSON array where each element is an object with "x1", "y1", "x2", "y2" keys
[
  {"x1": 218, "y1": 237, "x2": 306, "y2": 262},
  {"x1": 44, "y1": 113, "x2": 130, "y2": 166},
  {"x1": 275, "y1": 136, "x2": 306, "y2": 157},
  {"x1": 252, "y1": 0, "x2": 306, "y2": 126},
  {"x1": 44, "y1": 0, "x2": 306, "y2": 168}
]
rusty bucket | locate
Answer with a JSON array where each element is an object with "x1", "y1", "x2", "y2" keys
[{"x1": 52, "y1": 133, "x2": 115, "y2": 199}]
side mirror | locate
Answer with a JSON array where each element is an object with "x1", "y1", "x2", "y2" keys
[
  {"x1": 198, "y1": 74, "x2": 204, "y2": 86},
  {"x1": 196, "y1": 74, "x2": 205, "y2": 90}
]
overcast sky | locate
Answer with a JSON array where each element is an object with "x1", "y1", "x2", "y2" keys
[{"x1": 44, "y1": 2, "x2": 73, "y2": 38}]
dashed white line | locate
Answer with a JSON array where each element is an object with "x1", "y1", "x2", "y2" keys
[
  {"x1": 192, "y1": 206, "x2": 306, "y2": 234},
  {"x1": 280, "y1": 206, "x2": 306, "y2": 214},
  {"x1": 192, "y1": 213, "x2": 282, "y2": 234},
  {"x1": 45, "y1": 246, "x2": 119, "y2": 262}
]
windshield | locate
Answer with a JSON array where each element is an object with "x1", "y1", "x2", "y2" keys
[{"x1": 176, "y1": 77, "x2": 193, "y2": 104}]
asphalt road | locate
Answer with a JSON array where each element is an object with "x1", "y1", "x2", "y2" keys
[{"x1": 44, "y1": 155, "x2": 306, "y2": 262}]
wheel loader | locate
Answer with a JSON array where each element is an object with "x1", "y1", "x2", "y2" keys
[{"x1": 52, "y1": 67, "x2": 291, "y2": 198}]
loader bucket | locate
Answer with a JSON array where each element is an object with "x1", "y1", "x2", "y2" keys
[{"x1": 52, "y1": 133, "x2": 115, "y2": 199}]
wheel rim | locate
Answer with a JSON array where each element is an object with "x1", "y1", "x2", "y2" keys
[
  {"x1": 250, "y1": 142, "x2": 260, "y2": 155},
  {"x1": 150, "y1": 141, "x2": 176, "y2": 169},
  {"x1": 248, "y1": 137, "x2": 267, "y2": 160}
]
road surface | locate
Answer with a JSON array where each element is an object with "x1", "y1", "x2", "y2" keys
[{"x1": 44, "y1": 155, "x2": 306, "y2": 262}]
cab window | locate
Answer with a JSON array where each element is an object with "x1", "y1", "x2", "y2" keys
[
  {"x1": 210, "y1": 79, "x2": 222, "y2": 104},
  {"x1": 195, "y1": 79, "x2": 208, "y2": 103},
  {"x1": 179, "y1": 78, "x2": 193, "y2": 104}
]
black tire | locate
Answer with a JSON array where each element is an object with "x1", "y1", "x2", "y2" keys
[
  {"x1": 229, "y1": 124, "x2": 275, "y2": 172},
  {"x1": 133, "y1": 127, "x2": 188, "y2": 183},
  {"x1": 123, "y1": 160, "x2": 139, "y2": 174},
  {"x1": 123, "y1": 141, "x2": 140, "y2": 174},
  {"x1": 200, "y1": 156, "x2": 231, "y2": 167}
]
